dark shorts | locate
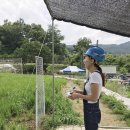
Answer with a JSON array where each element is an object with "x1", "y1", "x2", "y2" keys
[
  {"x1": 84, "y1": 110, "x2": 101, "y2": 130},
  {"x1": 83, "y1": 102, "x2": 101, "y2": 130},
  {"x1": 85, "y1": 122, "x2": 98, "y2": 130}
]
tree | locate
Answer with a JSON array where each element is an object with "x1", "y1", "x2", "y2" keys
[
  {"x1": 120, "y1": 67, "x2": 128, "y2": 74},
  {"x1": 103, "y1": 54, "x2": 117, "y2": 65},
  {"x1": 0, "y1": 19, "x2": 46, "y2": 55},
  {"x1": 45, "y1": 25, "x2": 68, "y2": 63},
  {"x1": 73, "y1": 37, "x2": 91, "y2": 68},
  {"x1": 124, "y1": 63, "x2": 130, "y2": 73},
  {"x1": 74, "y1": 37, "x2": 91, "y2": 53},
  {"x1": 0, "y1": 19, "x2": 70, "y2": 64},
  {"x1": 26, "y1": 23, "x2": 45, "y2": 43},
  {"x1": 14, "y1": 41, "x2": 51, "y2": 64},
  {"x1": 0, "y1": 19, "x2": 24, "y2": 54}
]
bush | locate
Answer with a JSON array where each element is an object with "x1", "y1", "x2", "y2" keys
[
  {"x1": 23, "y1": 63, "x2": 36, "y2": 74},
  {"x1": 46, "y1": 64, "x2": 67, "y2": 74},
  {"x1": 23, "y1": 63, "x2": 49, "y2": 74}
]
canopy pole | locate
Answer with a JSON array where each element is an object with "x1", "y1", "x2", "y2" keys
[
  {"x1": 96, "y1": 40, "x2": 99, "y2": 46},
  {"x1": 52, "y1": 17, "x2": 55, "y2": 130}
]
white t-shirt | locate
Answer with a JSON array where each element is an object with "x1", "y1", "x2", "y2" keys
[{"x1": 85, "y1": 71, "x2": 102, "y2": 103}]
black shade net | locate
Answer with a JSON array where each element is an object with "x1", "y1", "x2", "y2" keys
[{"x1": 44, "y1": 0, "x2": 130, "y2": 37}]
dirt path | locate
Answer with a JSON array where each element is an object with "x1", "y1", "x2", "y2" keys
[
  {"x1": 62, "y1": 79, "x2": 128, "y2": 127},
  {"x1": 100, "y1": 102, "x2": 127, "y2": 127}
]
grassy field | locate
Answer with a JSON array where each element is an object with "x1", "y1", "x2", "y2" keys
[
  {"x1": 2, "y1": 73, "x2": 130, "y2": 129},
  {"x1": 106, "y1": 81, "x2": 130, "y2": 98},
  {"x1": 0, "y1": 73, "x2": 81, "y2": 130},
  {"x1": 0, "y1": 73, "x2": 35, "y2": 129}
]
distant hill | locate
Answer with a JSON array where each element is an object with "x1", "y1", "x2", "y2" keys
[
  {"x1": 66, "y1": 41, "x2": 130, "y2": 54},
  {"x1": 99, "y1": 41, "x2": 130, "y2": 54},
  {"x1": 66, "y1": 45, "x2": 74, "y2": 51}
]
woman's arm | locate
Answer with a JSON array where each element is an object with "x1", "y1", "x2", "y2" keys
[
  {"x1": 70, "y1": 83, "x2": 99, "y2": 101},
  {"x1": 74, "y1": 90, "x2": 83, "y2": 94}
]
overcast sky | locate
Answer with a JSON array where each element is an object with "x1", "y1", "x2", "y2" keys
[{"x1": 0, "y1": 0, "x2": 130, "y2": 45}]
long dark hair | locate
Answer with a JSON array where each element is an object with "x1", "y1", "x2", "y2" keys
[
  {"x1": 88, "y1": 55, "x2": 105, "y2": 86},
  {"x1": 94, "y1": 63, "x2": 105, "y2": 86}
]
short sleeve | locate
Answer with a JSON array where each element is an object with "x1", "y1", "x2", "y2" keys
[{"x1": 89, "y1": 72, "x2": 100, "y2": 84}]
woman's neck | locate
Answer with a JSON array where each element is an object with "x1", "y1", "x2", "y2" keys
[{"x1": 89, "y1": 66, "x2": 97, "y2": 73}]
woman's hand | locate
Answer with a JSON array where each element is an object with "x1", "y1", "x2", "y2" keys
[
  {"x1": 73, "y1": 90, "x2": 77, "y2": 93},
  {"x1": 68, "y1": 92, "x2": 79, "y2": 100}
]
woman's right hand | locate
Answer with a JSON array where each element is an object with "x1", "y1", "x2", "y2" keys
[
  {"x1": 73, "y1": 90, "x2": 78, "y2": 93},
  {"x1": 73, "y1": 90, "x2": 83, "y2": 94}
]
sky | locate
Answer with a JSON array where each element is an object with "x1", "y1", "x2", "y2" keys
[{"x1": 0, "y1": 0, "x2": 130, "y2": 45}]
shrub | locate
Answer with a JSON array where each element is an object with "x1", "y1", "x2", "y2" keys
[
  {"x1": 23, "y1": 63, "x2": 48, "y2": 74},
  {"x1": 46, "y1": 64, "x2": 67, "y2": 74},
  {"x1": 23, "y1": 63, "x2": 35, "y2": 74}
]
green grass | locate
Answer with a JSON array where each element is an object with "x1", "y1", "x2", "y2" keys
[
  {"x1": 42, "y1": 76, "x2": 81, "y2": 130},
  {"x1": 0, "y1": 73, "x2": 81, "y2": 130},
  {"x1": 0, "y1": 73, "x2": 35, "y2": 129},
  {"x1": 101, "y1": 94, "x2": 130, "y2": 126},
  {"x1": 106, "y1": 81, "x2": 130, "y2": 98}
]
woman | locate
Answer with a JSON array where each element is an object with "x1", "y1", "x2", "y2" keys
[{"x1": 69, "y1": 46, "x2": 105, "y2": 130}]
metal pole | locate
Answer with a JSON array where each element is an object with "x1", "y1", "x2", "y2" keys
[
  {"x1": 52, "y1": 17, "x2": 55, "y2": 130},
  {"x1": 21, "y1": 58, "x2": 23, "y2": 74},
  {"x1": 96, "y1": 40, "x2": 98, "y2": 47},
  {"x1": 35, "y1": 56, "x2": 38, "y2": 130}
]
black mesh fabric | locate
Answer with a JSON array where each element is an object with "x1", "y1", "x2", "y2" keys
[{"x1": 44, "y1": 0, "x2": 130, "y2": 37}]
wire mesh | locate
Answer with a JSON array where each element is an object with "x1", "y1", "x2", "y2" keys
[{"x1": 35, "y1": 56, "x2": 45, "y2": 130}]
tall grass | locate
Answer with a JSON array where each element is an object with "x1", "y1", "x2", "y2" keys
[
  {"x1": 101, "y1": 94, "x2": 130, "y2": 126},
  {"x1": 0, "y1": 73, "x2": 35, "y2": 129},
  {"x1": 42, "y1": 76, "x2": 81, "y2": 130},
  {"x1": 0, "y1": 73, "x2": 81, "y2": 129},
  {"x1": 106, "y1": 81, "x2": 130, "y2": 98}
]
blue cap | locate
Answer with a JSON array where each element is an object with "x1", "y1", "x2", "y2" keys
[{"x1": 85, "y1": 46, "x2": 105, "y2": 62}]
